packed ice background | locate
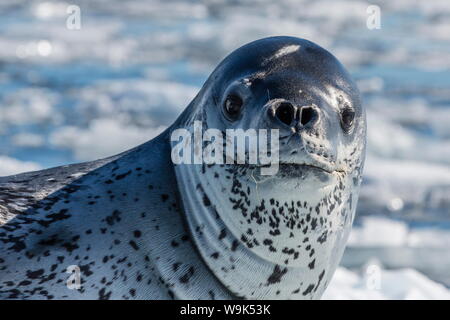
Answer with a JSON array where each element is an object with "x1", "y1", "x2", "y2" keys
[{"x1": 0, "y1": 0, "x2": 449, "y2": 299}]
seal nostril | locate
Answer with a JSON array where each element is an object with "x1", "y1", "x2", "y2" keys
[
  {"x1": 300, "y1": 106, "x2": 316, "y2": 126},
  {"x1": 275, "y1": 102, "x2": 295, "y2": 126}
]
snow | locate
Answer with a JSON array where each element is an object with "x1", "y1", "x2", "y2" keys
[
  {"x1": 324, "y1": 266, "x2": 450, "y2": 300},
  {"x1": 0, "y1": 156, "x2": 42, "y2": 177},
  {"x1": 50, "y1": 118, "x2": 166, "y2": 161},
  {"x1": 349, "y1": 216, "x2": 450, "y2": 248},
  {"x1": 12, "y1": 133, "x2": 45, "y2": 148}
]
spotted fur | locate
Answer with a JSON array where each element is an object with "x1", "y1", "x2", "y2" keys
[{"x1": 0, "y1": 37, "x2": 366, "y2": 300}]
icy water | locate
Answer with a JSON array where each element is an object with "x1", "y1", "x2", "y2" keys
[{"x1": 0, "y1": 0, "x2": 449, "y2": 293}]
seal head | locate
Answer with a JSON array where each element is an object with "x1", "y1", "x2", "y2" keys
[{"x1": 172, "y1": 36, "x2": 366, "y2": 299}]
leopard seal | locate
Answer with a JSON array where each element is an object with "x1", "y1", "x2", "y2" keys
[{"x1": 0, "y1": 36, "x2": 366, "y2": 300}]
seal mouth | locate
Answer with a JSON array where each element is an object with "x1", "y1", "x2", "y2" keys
[
  {"x1": 279, "y1": 150, "x2": 347, "y2": 175},
  {"x1": 255, "y1": 161, "x2": 346, "y2": 176},
  {"x1": 279, "y1": 162, "x2": 345, "y2": 175}
]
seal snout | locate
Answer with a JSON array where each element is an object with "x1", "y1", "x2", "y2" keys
[{"x1": 269, "y1": 100, "x2": 319, "y2": 132}]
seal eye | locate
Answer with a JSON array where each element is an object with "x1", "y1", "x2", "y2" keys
[
  {"x1": 341, "y1": 107, "x2": 355, "y2": 132},
  {"x1": 223, "y1": 94, "x2": 243, "y2": 120}
]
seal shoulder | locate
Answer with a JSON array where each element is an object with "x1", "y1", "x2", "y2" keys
[{"x1": 0, "y1": 157, "x2": 117, "y2": 225}]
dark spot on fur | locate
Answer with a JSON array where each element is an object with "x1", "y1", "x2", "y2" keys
[
  {"x1": 129, "y1": 240, "x2": 139, "y2": 251},
  {"x1": 115, "y1": 170, "x2": 132, "y2": 180},
  {"x1": 210, "y1": 252, "x2": 219, "y2": 259},
  {"x1": 26, "y1": 269, "x2": 44, "y2": 279},
  {"x1": 179, "y1": 266, "x2": 195, "y2": 284},
  {"x1": 105, "y1": 210, "x2": 121, "y2": 226},
  {"x1": 267, "y1": 265, "x2": 288, "y2": 285}
]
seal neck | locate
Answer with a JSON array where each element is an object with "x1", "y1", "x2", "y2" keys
[{"x1": 173, "y1": 160, "x2": 356, "y2": 299}]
